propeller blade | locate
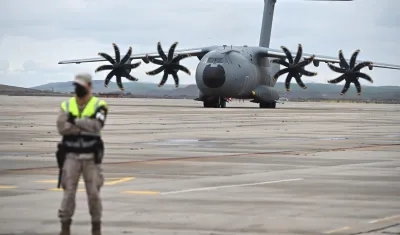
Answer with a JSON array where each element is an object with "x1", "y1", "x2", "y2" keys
[
  {"x1": 122, "y1": 70, "x2": 139, "y2": 82},
  {"x1": 294, "y1": 72, "x2": 307, "y2": 89},
  {"x1": 170, "y1": 64, "x2": 191, "y2": 75},
  {"x1": 273, "y1": 68, "x2": 290, "y2": 80},
  {"x1": 158, "y1": 72, "x2": 169, "y2": 87},
  {"x1": 157, "y1": 42, "x2": 167, "y2": 61},
  {"x1": 298, "y1": 68, "x2": 317, "y2": 77},
  {"x1": 112, "y1": 43, "x2": 120, "y2": 63},
  {"x1": 95, "y1": 65, "x2": 114, "y2": 73},
  {"x1": 296, "y1": 55, "x2": 315, "y2": 68},
  {"x1": 353, "y1": 79, "x2": 361, "y2": 95},
  {"x1": 125, "y1": 61, "x2": 141, "y2": 69},
  {"x1": 281, "y1": 46, "x2": 294, "y2": 64},
  {"x1": 98, "y1": 52, "x2": 116, "y2": 64},
  {"x1": 168, "y1": 42, "x2": 178, "y2": 61},
  {"x1": 349, "y1": 49, "x2": 360, "y2": 68},
  {"x1": 355, "y1": 72, "x2": 373, "y2": 83},
  {"x1": 340, "y1": 81, "x2": 351, "y2": 95},
  {"x1": 172, "y1": 72, "x2": 179, "y2": 87},
  {"x1": 293, "y1": 44, "x2": 303, "y2": 64},
  {"x1": 104, "y1": 70, "x2": 115, "y2": 87},
  {"x1": 116, "y1": 75, "x2": 124, "y2": 90},
  {"x1": 149, "y1": 57, "x2": 164, "y2": 65},
  {"x1": 353, "y1": 61, "x2": 373, "y2": 71},
  {"x1": 172, "y1": 53, "x2": 192, "y2": 63},
  {"x1": 146, "y1": 66, "x2": 165, "y2": 75},
  {"x1": 338, "y1": 50, "x2": 349, "y2": 69},
  {"x1": 327, "y1": 74, "x2": 346, "y2": 84},
  {"x1": 327, "y1": 63, "x2": 347, "y2": 73},
  {"x1": 284, "y1": 73, "x2": 294, "y2": 91},
  {"x1": 120, "y1": 47, "x2": 132, "y2": 65}
]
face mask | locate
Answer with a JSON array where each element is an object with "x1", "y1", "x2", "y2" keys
[{"x1": 75, "y1": 84, "x2": 88, "y2": 98}]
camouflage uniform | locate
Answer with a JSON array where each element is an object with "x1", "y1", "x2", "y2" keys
[{"x1": 56, "y1": 73, "x2": 108, "y2": 235}]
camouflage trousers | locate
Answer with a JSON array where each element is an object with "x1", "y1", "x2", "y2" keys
[{"x1": 58, "y1": 155, "x2": 104, "y2": 223}]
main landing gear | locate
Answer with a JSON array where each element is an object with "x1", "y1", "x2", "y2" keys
[
  {"x1": 259, "y1": 101, "x2": 276, "y2": 108},
  {"x1": 203, "y1": 96, "x2": 227, "y2": 108}
]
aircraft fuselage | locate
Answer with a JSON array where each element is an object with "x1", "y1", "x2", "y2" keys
[{"x1": 195, "y1": 46, "x2": 279, "y2": 102}]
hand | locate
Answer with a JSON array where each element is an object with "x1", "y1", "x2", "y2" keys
[
  {"x1": 94, "y1": 106, "x2": 107, "y2": 126},
  {"x1": 67, "y1": 113, "x2": 76, "y2": 124}
]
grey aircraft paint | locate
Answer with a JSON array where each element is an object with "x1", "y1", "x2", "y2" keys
[{"x1": 58, "y1": 0, "x2": 400, "y2": 109}]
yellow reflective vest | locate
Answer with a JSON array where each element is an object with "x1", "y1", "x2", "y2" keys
[
  {"x1": 60, "y1": 96, "x2": 107, "y2": 154},
  {"x1": 61, "y1": 96, "x2": 107, "y2": 119}
]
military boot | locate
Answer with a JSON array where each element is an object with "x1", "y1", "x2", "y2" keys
[
  {"x1": 92, "y1": 221, "x2": 101, "y2": 235},
  {"x1": 59, "y1": 219, "x2": 71, "y2": 235}
]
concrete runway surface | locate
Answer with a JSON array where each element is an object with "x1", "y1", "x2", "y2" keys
[{"x1": 0, "y1": 96, "x2": 399, "y2": 235}]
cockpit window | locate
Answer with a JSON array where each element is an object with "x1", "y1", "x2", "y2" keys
[
  {"x1": 215, "y1": 58, "x2": 224, "y2": 63},
  {"x1": 224, "y1": 56, "x2": 232, "y2": 64},
  {"x1": 207, "y1": 57, "x2": 224, "y2": 64}
]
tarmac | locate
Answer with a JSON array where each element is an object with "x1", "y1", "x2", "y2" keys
[{"x1": 0, "y1": 95, "x2": 399, "y2": 235}]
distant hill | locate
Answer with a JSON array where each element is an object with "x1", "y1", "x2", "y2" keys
[
  {"x1": 31, "y1": 80, "x2": 176, "y2": 93},
  {"x1": 0, "y1": 84, "x2": 63, "y2": 96},
  {"x1": 30, "y1": 80, "x2": 400, "y2": 101}
]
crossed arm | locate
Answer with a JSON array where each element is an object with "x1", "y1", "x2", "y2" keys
[{"x1": 56, "y1": 106, "x2": 107, "y2": 135}]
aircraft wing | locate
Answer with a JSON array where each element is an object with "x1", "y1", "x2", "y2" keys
[
  {"x1": 58, "y1": 45, "x2": 217, "y2": 64},
  {"x1": 258, "y1": 47, "x2": 400, "y2": 70}
]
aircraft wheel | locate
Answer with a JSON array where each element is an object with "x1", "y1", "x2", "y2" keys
[
  {"x1": 219, "y1": 97, "x2": 226, "y2": 108},
  {"x1": 203, "y1": 101, "x2": 213, "y2": 108},
  {"x1": 203, "y1": 97, "x2": 221, "y2": 108},
  {"x1": 259, "y1": 101, "x2": 276, "y2": 109}
]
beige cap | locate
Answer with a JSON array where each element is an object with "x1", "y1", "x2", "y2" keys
[{"x1": 73, "y1": 73, "x2": 92, "y2": 87}]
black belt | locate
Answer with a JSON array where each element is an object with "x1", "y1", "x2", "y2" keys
[{"x1": 61, "y1": 135, "x2": 103, "y2": 154}]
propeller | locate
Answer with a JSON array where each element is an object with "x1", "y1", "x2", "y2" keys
[
  {"x1": 327, "y1": 50, "x2": 373, "y2": 95},
  {"x1": 95, "y1": 43, "x2": 141, "y2": 91},
  {"x1": 271, "y1": 44, "x2": 318, "y2": 91},
  {"x1": 145, "y1": 42, "x2": 192, "y2": 87}
]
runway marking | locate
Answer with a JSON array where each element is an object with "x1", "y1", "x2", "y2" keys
[
  {"x1": 160, "y1": 178, "x2": 303, "y2": 195},
  {"x1": 0, "y1": 185, "x2": 17, "y2": 189},
  {"x1": 368, "y1": 214, "x2": 400, "y2": 224},
  {"x1": 104, "y1": 177, "x2": 134, "y2": 186},
  {"x1": 122, "y1": 190, "x2": 160, "y2": 195},
  {"x1": 323, "y1": 226, "x2": 350, "y2": 234}
]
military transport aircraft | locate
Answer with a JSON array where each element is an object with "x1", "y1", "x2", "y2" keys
[{"x1": 58, "y1": 0, "x2": 400, "y2": 109}]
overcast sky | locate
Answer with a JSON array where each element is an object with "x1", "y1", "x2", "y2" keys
[{"x1": 0, "y1": 0, "x2": 399, "y2": 88}]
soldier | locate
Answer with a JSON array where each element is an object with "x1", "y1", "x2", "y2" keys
[{"x1": 56, "y1": 73, "x2": 108, "y2": 235}]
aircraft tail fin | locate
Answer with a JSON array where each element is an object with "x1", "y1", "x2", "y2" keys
[{"x1": 259, "y1": 0, "x2": 353, "y2": 48}]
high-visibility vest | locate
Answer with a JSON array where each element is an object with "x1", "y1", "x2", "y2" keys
[
  {"x1": 60, "y1": 96, "x2": 107, "y2": 153},
  {"x1": 61, "y1": 96, "x2": 107, "y2": 119}
]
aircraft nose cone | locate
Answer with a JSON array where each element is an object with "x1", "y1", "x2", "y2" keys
[{"x1": 202, "y1": 64, "x2": 226, "y2": 88}]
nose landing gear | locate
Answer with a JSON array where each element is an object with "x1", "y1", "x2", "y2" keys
[{"x1": 203, "y1": 96, "x2": 229, "y2": 108}]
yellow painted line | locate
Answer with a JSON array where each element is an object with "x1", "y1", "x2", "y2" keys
[
  {"x1": 122, "y1": 190, "x2": 160, "y2": 195},
  {"x1": 368, "y1": 214, "x2": 400, "y2": 224},
  {"x1": 0, "y1": 185, "x2": 17, "y2": 189},
  {"x1": 104, "y1": 177, "x2": 134, "y2": 186},
  {"x1": 36, "y1": 180, "x2": 58, "y2": 183},
  {"x1": 323, "y1": 226, "x2": 350, "y2": 234}
]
